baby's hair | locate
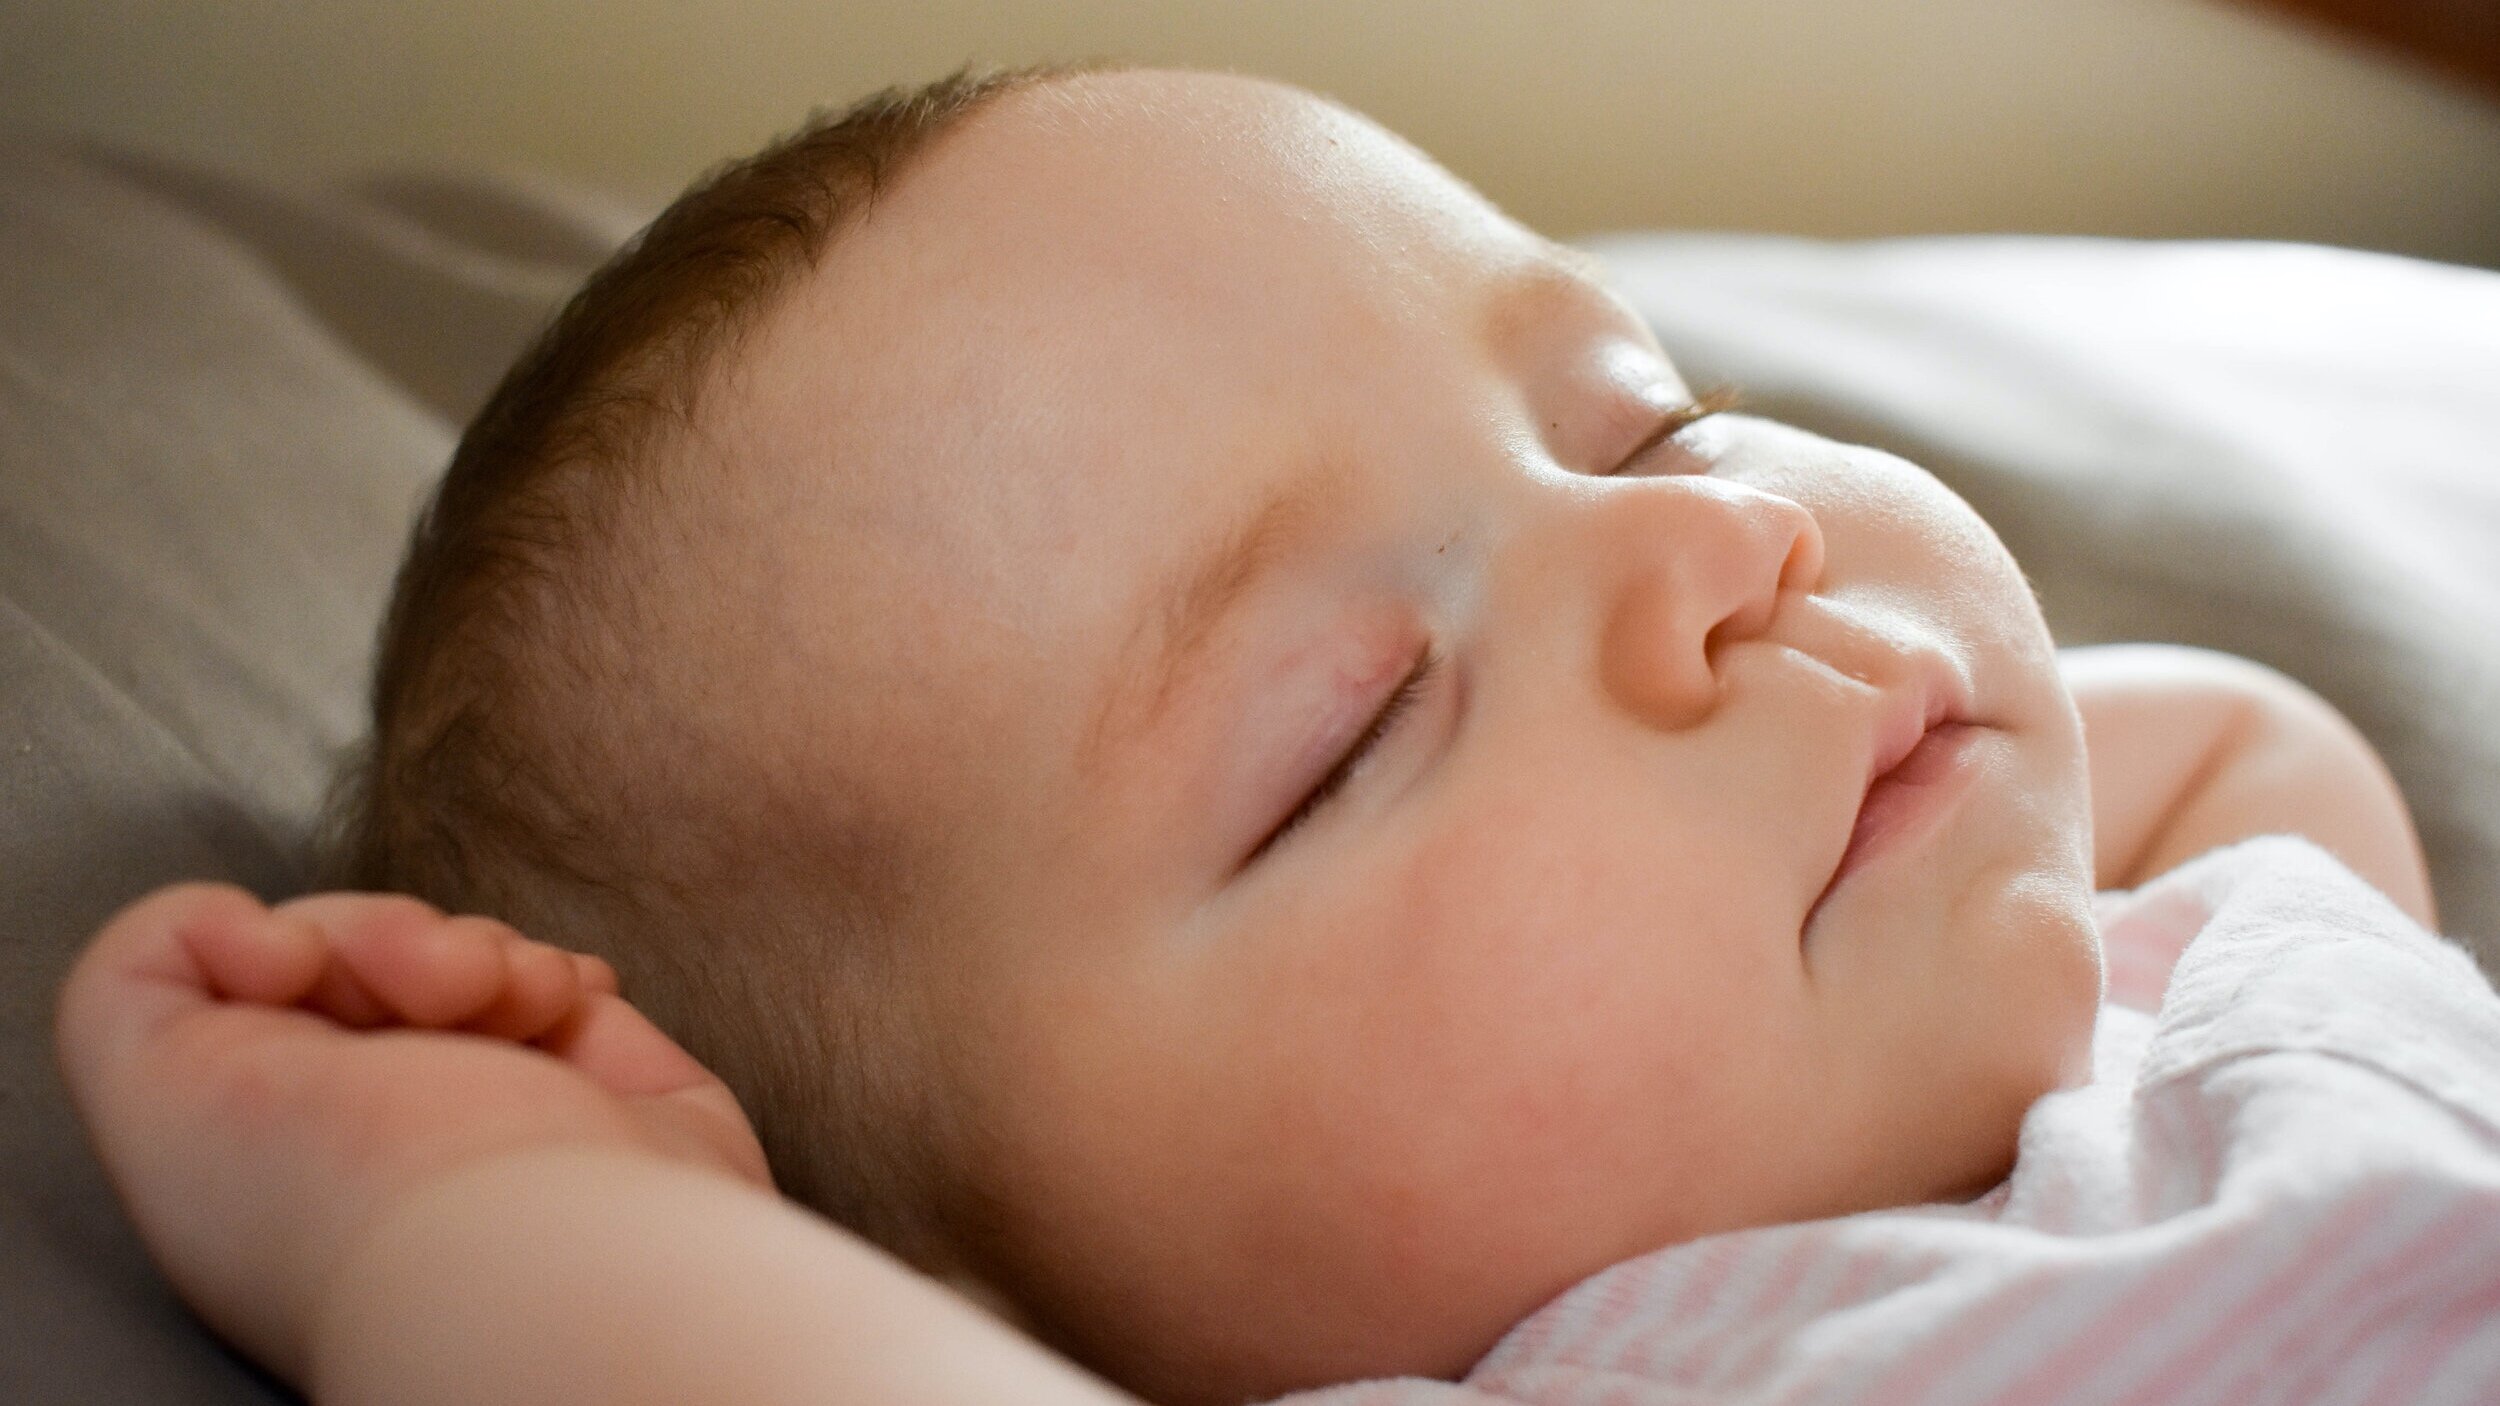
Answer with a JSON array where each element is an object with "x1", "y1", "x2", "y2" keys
[{"x1": 320, "y1": 60, "x2": 1085, "y2": 1269}]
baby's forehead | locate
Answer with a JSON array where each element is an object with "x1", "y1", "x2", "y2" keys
[
  {"x1": 788, "y1": 71, "x2": 1530, "y2": 339},
  {"x1": 711, "y1": 86, "x2": 1499, "y2": 525}
]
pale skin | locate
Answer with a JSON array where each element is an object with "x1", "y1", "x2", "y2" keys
[{"x1": 56, "y1": 71, "x2": 2437, "y2": 1406}]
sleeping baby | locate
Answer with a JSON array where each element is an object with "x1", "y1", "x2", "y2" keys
[{"x1": 54, "y1": 63, "x2": 2487, "y2": 1406}]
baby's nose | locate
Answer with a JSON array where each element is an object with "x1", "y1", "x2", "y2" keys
[{"x1": 1597, "y1": 478, "x2": 1824, "y2": 732}]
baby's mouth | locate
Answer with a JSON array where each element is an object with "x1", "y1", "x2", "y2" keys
[
  {"x1": 1801, "y1": 650, "x2": 1977, "y2": 938},
  {"x1": 1840, "y1": 722, "x2": 1983, "y2": 865},
  {"x1": 1804, "y1": 719, "x2": 1986, "y2": 937}
]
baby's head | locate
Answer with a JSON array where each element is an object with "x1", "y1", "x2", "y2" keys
[{"x1": 328, "y1": 64, "x2": 2104, "y2": 1404}]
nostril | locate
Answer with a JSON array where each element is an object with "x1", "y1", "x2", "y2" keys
[{"x1": 1703, "y1": 582, "x2": 1781, "y2": 663}]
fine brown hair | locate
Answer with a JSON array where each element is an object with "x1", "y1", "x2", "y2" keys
[{"x1": 321, "y1": 61, "x2": 1079, "y2": 1267}]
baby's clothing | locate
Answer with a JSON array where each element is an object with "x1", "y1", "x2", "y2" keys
[{"x1": 1277, "y1": 837, "x2": 2500, "y2": 1406}]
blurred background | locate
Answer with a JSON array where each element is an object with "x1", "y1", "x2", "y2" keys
[{"x1": 4, "y1": 0, "x2": 2497, "y2": 265}]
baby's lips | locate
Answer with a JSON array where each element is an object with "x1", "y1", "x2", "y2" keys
[{"x1": 1861, "y1": 646, "x2": 1974, "y2": 789}]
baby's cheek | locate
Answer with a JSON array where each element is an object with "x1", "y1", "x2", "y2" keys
[
  {"x1": 1364, "y1": 812, "x2": 1708, "y2": 1187},
  {"x1": 1369, "y1": 811, "x2": 1601, "y2": 1046}
]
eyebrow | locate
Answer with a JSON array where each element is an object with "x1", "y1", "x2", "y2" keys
[{"x1": 1082, "y1": 461, "x2": 1342, "y2": 775}]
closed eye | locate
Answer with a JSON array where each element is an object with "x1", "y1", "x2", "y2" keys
[
  {"x1": 1247, "y1": 645, "x2": 1443, "y2": 864},
  {"x1": 1607, "y1": 385, "x2": 1740, "y2": 475}
]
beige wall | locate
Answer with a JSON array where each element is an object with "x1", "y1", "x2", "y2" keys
[{"x1": 6, "y1": 0, "x2": 2498, "y2": 264}]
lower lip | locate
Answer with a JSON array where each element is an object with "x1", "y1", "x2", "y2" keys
[{"x1": 1820, "y1": 723, "x2": 1985, "y2": 899}]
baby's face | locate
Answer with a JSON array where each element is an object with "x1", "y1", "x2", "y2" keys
[{"x1": 701, "y1": 70, "x2": 2102, "y2": 1403}]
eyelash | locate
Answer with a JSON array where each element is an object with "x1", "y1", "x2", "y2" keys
[
  {"x1": 1250, "y1": 645, "x2": 1444, "y2": 863},
  {"x1": 1608, "y1": 385, "x2": 1741, "y2": 474}
]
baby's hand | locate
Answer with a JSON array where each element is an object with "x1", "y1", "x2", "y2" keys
[{"x1": 54, "y1": 883, "x2": 771, "y2": 1383}]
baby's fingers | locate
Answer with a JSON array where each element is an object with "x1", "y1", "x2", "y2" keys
[
  {"x1": 182, "y1": 894, "x2": 327, "y2": 1007},
  {"x1": 572, "y1": 950, "x2": 620, "y2": 997},
  {"x1": 269, "y1": 897, "x2": 605, "y2": 1042},
  {"x1": 460, "y1": 928, "x2": 586, "y2": 1042},
  {"x1": 270, "y1": 895, "x2": 504, "y2": 1030}
]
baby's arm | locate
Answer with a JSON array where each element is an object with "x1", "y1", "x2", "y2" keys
[
  {"x1": 55, "y1": 884, "x2": 1132, "y2": 1406},
  {"x1": 2060, "y1": 643, "x2": 2437, "y2": 926}
]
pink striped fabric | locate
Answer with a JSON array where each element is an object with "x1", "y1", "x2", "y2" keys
[{"x1": 1274, "y1": 837, "x2": 2500, "y2": 1406}]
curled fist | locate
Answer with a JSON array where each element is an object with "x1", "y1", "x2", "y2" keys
[{"x1": 54, "y1": 884, "x2": 771, "y2": 1381}]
